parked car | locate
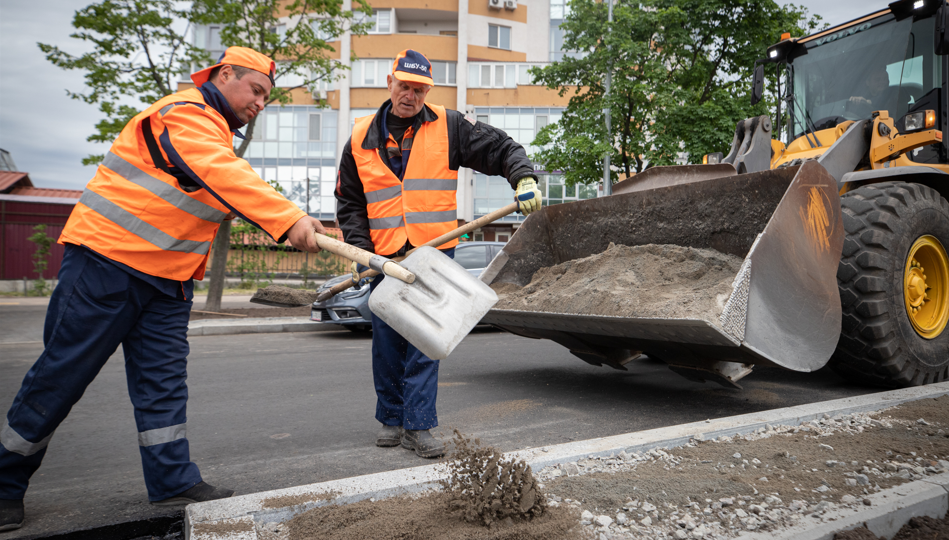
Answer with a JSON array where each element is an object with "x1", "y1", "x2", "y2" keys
[{"x1": 310, "y1": 241, "x2": 506, "y2": 332}]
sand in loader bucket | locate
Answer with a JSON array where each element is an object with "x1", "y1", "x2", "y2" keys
[
  {"x1": 491, "y1": 243, "x2": 744, "y2": 326},
  {"x1": 251, "y1": 285, "x2": 321, "y2": 307}
]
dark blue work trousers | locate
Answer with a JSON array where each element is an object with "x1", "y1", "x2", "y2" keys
[
  {"x1": 0, "y1": 245, "x2": 202, "y2": 501},
  {"x1": 368, "y1": 248, "x2": 453, "y2": 431}
]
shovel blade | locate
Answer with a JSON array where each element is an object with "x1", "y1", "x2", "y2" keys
[{"x1": 369, "y1": 246, "x2": 498, "y2": 360}]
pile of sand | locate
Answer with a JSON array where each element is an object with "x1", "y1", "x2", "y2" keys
[
  {"x1": 285, "y1": 432, "x2": 581, "y2": 540},
  {"x1": 491, "y1": 243, "x2": 744, "y2": 325},
  {"x1": 251, "y1": 285, "x2": 321, "y2": 307}
]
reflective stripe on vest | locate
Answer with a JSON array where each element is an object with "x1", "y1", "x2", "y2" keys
[
  {"x1": 101, "y1": 152, "x2": 227, "y2": 224},
  {"x1": 79, "y1": 190, "x2": 213, "y2": 255},
  {"x1": 351, "y1": 105, "x2": 458, "y2": 255}
]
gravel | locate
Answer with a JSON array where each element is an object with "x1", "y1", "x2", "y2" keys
[{"x1": 531, "y1": 396, "x2": 949, "y2": 539}]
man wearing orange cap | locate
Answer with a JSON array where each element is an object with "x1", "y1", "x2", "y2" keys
[
  {"x1": 0, "y1": 47, "x2": 327, "y2": 531},
  {"x1": 336, "y1": 49, "x2": 542, "y2": 459}
]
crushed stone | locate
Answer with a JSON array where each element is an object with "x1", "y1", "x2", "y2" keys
[
  {"x1": 491, "y1": 243, "x2": 744, "y2": 326},
  {"x1": 534, "y1": 395, "x2": 949, "y2": 539}
]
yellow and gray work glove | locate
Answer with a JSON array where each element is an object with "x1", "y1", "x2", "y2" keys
[
  {"x1": 351, "y1": 260, "x2": 361, "y2": 284},
  {"x1": 515, "y1": 177, "x2": 542, "y2": 215}
]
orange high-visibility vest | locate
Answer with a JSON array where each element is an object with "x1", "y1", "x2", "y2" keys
[
  {"x1": 60, "y1": 88, "x2": 305, "y2": 281},
  {"x1": 351, "y1": 104, "x2": 458, "y2": 256}
]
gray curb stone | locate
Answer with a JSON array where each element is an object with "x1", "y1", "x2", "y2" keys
[
  {"x1": 737, "y1": 473, "x2": 949, "y2": 540},
  {"x1": 183, "y1": 381, "x2": 949, "y2": 540},
  {"x1": 187, "y1": 317, "x2": 342, "y2": 337}
]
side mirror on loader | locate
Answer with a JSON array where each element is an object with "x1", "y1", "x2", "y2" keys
[
  {"x1": 751, "y1": 64, "x2": 765, "y2": 105},
  {"x1": 936, "y1": 5, "x2": 949, "y2": 55}
]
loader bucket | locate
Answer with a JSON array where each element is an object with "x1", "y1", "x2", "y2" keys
[{"x1": 480, "y1": 161, "x2": 844, "y2": 387}]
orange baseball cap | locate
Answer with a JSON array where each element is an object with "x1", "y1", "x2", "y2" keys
[
  {"x1": 190, "y1": 47, "x2": 277, "y2": 88},
  {"x1": 392, "y1": 49, "x2": 434, "y2": 86}
]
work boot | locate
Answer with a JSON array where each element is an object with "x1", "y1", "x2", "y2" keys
[
  {"x1": 151, "y1": 482, "x2": 234, "y2": 506},
  {"x1": 401, "y1": 429, "x2": 446, "y2": 458},
  {"x1": 376, "y1": 424, "x2": 403, "y2": 447},
  {"x1": 0, "y1": 499, "x2": 24, "y2": 532}
]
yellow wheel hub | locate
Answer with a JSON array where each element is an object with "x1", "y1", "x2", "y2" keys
[{"x1": 904, "y1": 235, "x2": 949, "y2": 339}]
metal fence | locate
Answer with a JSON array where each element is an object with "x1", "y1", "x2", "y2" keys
[{"x1": 206, "y1": 224, "x2": 350, "y2": 284}]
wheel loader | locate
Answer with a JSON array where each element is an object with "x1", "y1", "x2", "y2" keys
[{"x1": 480, "y1": 0, "x2": 949, "y2": 389}]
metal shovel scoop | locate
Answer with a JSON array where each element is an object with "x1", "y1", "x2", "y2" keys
[{"x1": 369, "y1": 246, "x2": 499, "y2": 360}]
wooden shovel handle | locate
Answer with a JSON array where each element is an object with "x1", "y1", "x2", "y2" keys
[
  {"x1": 316, "y1": 202, "x2": 519, "y2": 301},
  {"x1": 315, "y1": 233, "x2": 415, "y2": 284}
]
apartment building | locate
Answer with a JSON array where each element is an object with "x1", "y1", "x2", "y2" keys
[{"x1": 190, "y1": 0, "x2": 597, "y2": 242}]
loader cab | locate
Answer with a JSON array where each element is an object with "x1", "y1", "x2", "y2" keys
[{"x1": 769, "y1": 0, "x2": 949, "y2": 164}]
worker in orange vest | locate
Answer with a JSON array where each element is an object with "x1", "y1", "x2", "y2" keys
[
  {"x1": 335, "y1": 49, "x2": 542, "y2": 459},
  {"x1": 0, "y1": 47, "x2": 326, "y2": 531}
]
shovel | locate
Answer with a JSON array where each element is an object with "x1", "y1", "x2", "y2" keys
[
  {"x1": 369, "y1": 246, "x2": 498, "y2": 360},
  {"x1": 315, "y1": 202, "x2": 519, "y2": 302}
]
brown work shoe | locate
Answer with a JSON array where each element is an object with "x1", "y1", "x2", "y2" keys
[
  {"x1": 151, "y1": 482, "x2": 234, "y2": 506},
  {"x1": 401, "y1": 429, "x2": 446, "y2": 458},
  {"x1": 376, "y1": 424, "x2": 403, "y2": 447},
  {"x1": 0, "y1": 499, "x2": 24, "y2": 532}
]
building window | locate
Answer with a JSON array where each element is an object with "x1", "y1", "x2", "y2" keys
[
  {"x1": 351, "y1": 59, "x2": 392, "y2": 87},
  {"x1": 488, "y1": 24, "x2": 511, "y2": 50},
  {"x1": 360, "y1": 9, "x2": 392, "y2": 34},
  {"x1": 311, "y1": 19, "x2": 335, "y2": 41},
  {"x1": 431, "y1": 61, "x2": 456, "y2": 85},
  {"x1": 270, "y1": 23, "x2": 287, "y2": 39},
  {"x1": 468, "y1": 63, "x2": 542, "y2": 88},
  {"x1": 496, "y1": 232, "x2": 510, "y2": 242},
  {"x1": 308, "y1": 114, "x2": 322, "y2": 141}
]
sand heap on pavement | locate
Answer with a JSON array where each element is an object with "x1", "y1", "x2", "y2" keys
[
  {"x1": 491, "y1": 243, "x2": 744, "y2": 326},
  {"x1": 251, "y1": 285, "x2": 321, "y2": 307},
  {"x1": 442, "y1": 429, "x2": 547, "y2": 527}
]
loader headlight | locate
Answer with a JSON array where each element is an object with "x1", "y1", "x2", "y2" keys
[
  {"x1": 903, "y1": 109, "x2": 936, "y2": 131},
  {"x1": 703, "y1": 152, "x2": 724, "y2": 165}
]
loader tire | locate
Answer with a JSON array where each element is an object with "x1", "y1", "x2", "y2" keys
[{"x1": 831, "y1": 182, "x2": 949, "y2": 387}]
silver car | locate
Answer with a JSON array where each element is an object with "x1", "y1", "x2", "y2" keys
[{"x1": 310, "y1": 241, "x2": 506, "y2": 332}]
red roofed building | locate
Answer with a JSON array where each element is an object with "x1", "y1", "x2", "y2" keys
[{"x1": 0, "y1": 166, "x2": 82, "y2": 281}]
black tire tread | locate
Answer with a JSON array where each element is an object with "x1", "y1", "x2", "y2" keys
[{"x1": 830, "y1": 181, "x2": 949, "y2": 387}]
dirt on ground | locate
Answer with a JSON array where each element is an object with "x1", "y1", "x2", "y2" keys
[
  {"x1": 285, "y1": 433, "x2": 585, "y2": 540},
  {"x1": 535, "y1": 396, "x2": 949, "y2": 538},
  {"x1": 836, "y1": 510, "x2": 949, "y2": 539},
  {"x1": 260, "y1": 396, "x2": 949, "y2": 540},
  {"x1": 491, "y1": 243, "x2": 744, "y2": 325},
  {"x1": 189, "y1": 306, "x2": 311, "y2": 320},
  {"x1": 250, "y1": 285, "x2": 321, "y2": 308}
]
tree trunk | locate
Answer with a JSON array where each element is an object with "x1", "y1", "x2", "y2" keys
[{"x1": 204, "y1": 220, "x2": 231, "y2": 312}]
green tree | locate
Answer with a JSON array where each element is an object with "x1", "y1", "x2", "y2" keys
[
  {"x1": 531, "y1": 0, "x2": 822, "y2": 186},
  {"x1": 193, "y1": 0, "x2": 370, "y2": 311},
  {"x1": 38, "y1": 0, "x2": 211, "y2": 166},
  {"x1": 27, "y1": 225, "x2": 55, "y2": 296}
]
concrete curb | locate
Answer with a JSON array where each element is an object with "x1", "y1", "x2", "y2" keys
[
  {"x1": 737, "y1": 473, "x2": 949, "y2": 540},
  {"x1": 184, "y1": 381, "x2": 949, "y2": 540},
  {"x1": 187, "y1": 317, "x2": 343, "y2": 337}
]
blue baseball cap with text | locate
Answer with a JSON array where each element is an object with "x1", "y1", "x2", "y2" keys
[{"x1": 392, "y1": 49, "x2": 434, "y2": 86}]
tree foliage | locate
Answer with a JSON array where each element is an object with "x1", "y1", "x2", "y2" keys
[
  {"x1": 192, "y1": 0, "x2": 371, "y2": 159},
  {"x1": 39, "y1": 0, "x2": 210, "y2": 165},
  {"x1": 531, "y1": 0, "x2": 824, "y2": 186},
  {"x1": 40, "y1": 0, "x2": 369, "y2": 165}
]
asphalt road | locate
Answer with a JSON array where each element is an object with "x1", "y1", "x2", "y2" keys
[{"x1": 0, "y1": 301, "x2": 879, "y2": 538}]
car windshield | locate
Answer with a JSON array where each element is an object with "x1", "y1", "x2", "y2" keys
[{"x1": 787, "y1": 13, "x2": 941, "y2": 139}]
